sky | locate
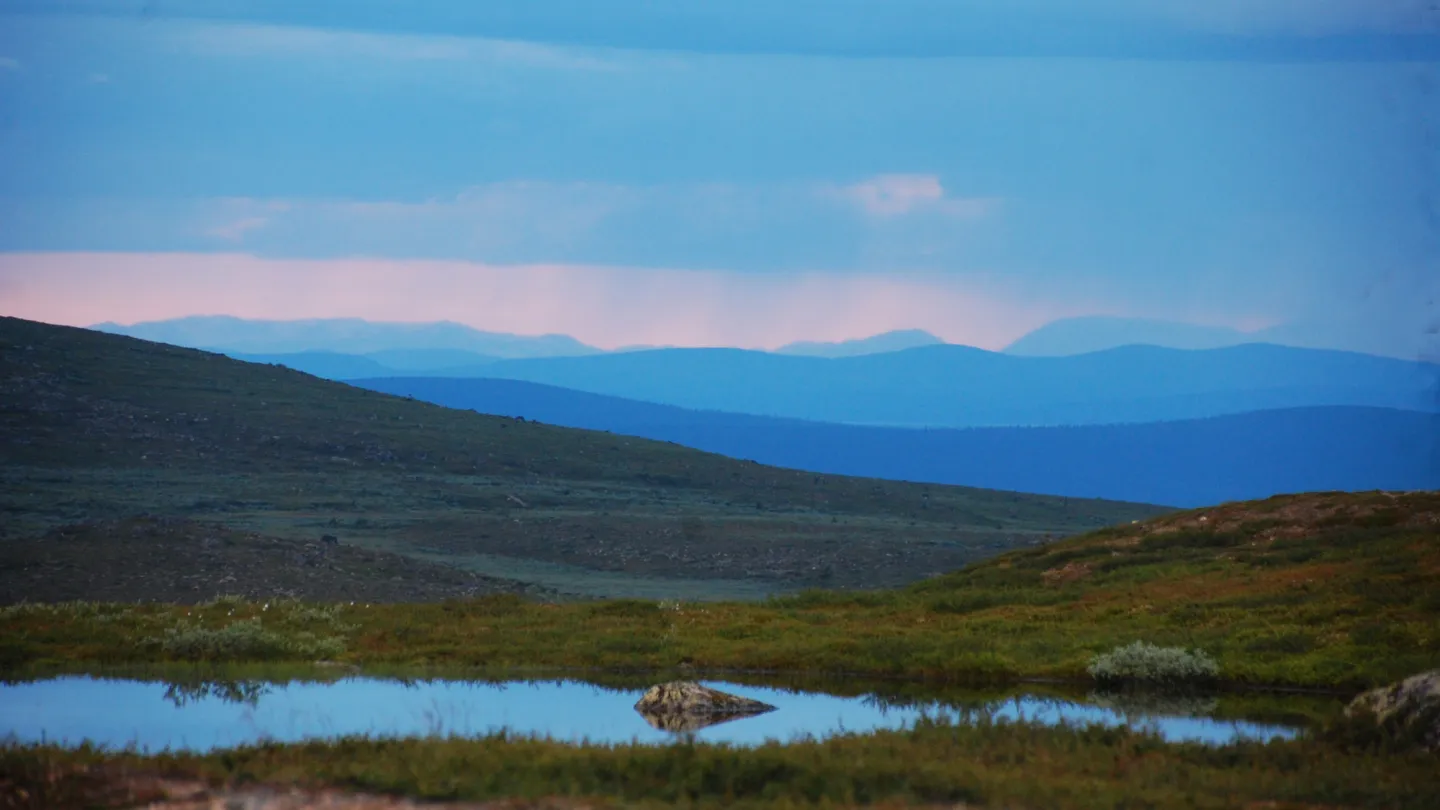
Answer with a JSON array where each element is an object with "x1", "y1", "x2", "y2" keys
[{"x1": 1, "y1": 1, "x2": 1438, "y2": 353}]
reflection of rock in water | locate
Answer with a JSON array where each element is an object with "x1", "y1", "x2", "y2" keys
[
  {"x1": 634, "y1": 681, "x2": 776, "y2": 733},
  {"x1": 639, "y1": 709, "x2": 762, "y2": 733}
]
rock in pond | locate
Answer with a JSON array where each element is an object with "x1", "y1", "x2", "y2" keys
[
  {"x1": 1345, "y1": 669, "x2": 1440, "y2": 751},
  {"x1": 634, "y1": 681, "x2": 777, "y2": 728}
]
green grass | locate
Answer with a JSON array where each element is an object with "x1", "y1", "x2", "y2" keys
[
  {"x1": 5, "y1": 717, "x2": 1439, "y2": 809},
  {"x1": 5, "y1": 491, "x2": 1437, "y2": 690}
]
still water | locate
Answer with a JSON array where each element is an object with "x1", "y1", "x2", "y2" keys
[{"x1": 0, "y1": 676, "x2": 1307, "y2": 753}]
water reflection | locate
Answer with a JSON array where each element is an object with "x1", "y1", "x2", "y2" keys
[
  {"x1": 0, "y1": 675, "x2": 1309, "y2": 753},
  {"x1": 637, "y1": 711, "x2": 761, "y2": 733},
  {"x1": 163, "y1": 680, "x2": 271, "y2": 708}
]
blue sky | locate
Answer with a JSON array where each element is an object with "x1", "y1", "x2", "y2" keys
[{"x1": 0, "y1": 1, "x2": 1437, "y2": 353}]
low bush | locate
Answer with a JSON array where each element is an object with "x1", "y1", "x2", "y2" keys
[
  {"x1": 1087, "y1": 641, "x2": 1219, "y2": 685},
  {"x1": 149, "y1": 618, "x2": 344, "y2": 661}
]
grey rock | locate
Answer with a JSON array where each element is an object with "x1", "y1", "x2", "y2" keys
[
  {"x1": 1346, "y1": 669, "x2": 1440, "y2": 751},
  {"x1": 633, "y1": 681, "x2": 776, "y2": 727}
]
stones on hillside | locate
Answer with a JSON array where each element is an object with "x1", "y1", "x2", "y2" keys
[
  {"x1": 1345, "y1": 669, "x2": 1440, "y2": 751},
  {"x1": 633, "y1": 681, "x2": 776, "y2": 731}
]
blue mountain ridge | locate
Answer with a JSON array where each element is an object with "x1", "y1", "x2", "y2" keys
[
  {"x1": 399, "y1": 343, "x2": 1439, "y2": 428},
  {"x1": 351, "y1": 376, "x2": 1440, "y2": 508}
]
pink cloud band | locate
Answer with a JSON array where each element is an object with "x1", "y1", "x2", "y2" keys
[{"x1": 0, "y1": 252, "x2": 1082, "y2": 350}]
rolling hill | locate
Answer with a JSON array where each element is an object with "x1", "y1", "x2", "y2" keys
[
  {"x1": 385, "y1": 342, "x2": 1437, "y2": 428},
  {"x1": 354, "y1": 377, "x2": 1440, "y2": 507},
  {"x1": 0, "y1": 316, "x2": 1163, "y2": 601}
]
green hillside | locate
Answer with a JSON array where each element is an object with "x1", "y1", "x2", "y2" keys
[{"x1": 0, "y1": 316, "x2": 1163, "y2": 601}]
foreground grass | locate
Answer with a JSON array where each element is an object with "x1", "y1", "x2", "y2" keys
[
  {"x1": 5, "y1": 491, "x2": 1438, "y2": 690},
  {"x1": 4, "y1": 718, "x2": 1439, "y2": 809}
]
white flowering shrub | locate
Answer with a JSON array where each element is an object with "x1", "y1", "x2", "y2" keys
[{"x1": 1087, "y1": 641, "x2": 1219, "y2": 685}]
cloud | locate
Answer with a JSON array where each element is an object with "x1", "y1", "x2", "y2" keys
[
  {"x1": 86, "y1": 72, "x2": 110, "y2": 83},
  {"x1": 27, "y1": 0, "x2": 1437, "y2": 60},
  {"x1": 831, "y1": 175, "x2": 1000, "y2": 219},
  {"x1": 201, "y1": 198, "x2": 292, "y2": 241},
  {"x1": 205, "y1": 216, "x2": 270, "y2": 241},
  {"x1": 1109, "y1": 0, "x2": 1440, "y2": 36},
  {"x1": 158, "y1": 177, "x2": 998, "y2": 270},
  {"x1": 173, "y1": 21, "x2": 621, "y2": 71},
  {"x1": 0, "y1": 252, "x2": 1090, "y2": 351},
  {"x1": 0, "y1": 57, "x2": 18, "y2": 70}
]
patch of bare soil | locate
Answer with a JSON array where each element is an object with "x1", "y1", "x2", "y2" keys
[{"x1": 0, "y1": 517, "x2": 557, "y2": 605}]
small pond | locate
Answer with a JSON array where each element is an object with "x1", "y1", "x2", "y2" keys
[{"x1": 0, "y1": 675, "x2": 1319, "y2": 753}]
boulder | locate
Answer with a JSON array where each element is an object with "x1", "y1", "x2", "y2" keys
[
  {"x1": 633, "y1": 681, "x2": 776, "y2": 727},
  {"x1": 1345, "y1": 669, "x2": 1440, "y2": 751}
]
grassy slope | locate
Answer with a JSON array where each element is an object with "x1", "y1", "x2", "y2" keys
[
  {"x1": 8, "y1": 721, "x2": 1440, "y2": 810},
  {"x1": 0, "y1": 517, "x2": 558, "y2": 605},
  {"x1": 0, "y1": 316, "x2": 1162, "y2": 599},
  {"x1": 7, "y1": 491, "x2": 1437, "y2": 689}
]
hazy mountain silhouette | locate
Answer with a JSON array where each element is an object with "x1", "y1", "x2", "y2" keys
[
  {"x1": 90, "y1": 316, "x2": 602, "y2": 358},
  {"x1": 1005, "y1": 317, "x2": 1258, "y2": 356},
  {"x1": 1005, "y1": 315, "x2": 1430, "y2": 360},
  {"x1": 230, "y1": 351, "x2": 397, "y2": 380},
  {"x1": 230, "y1": 349, "x2": 501, "y2": 379},
  {"x1": 363, "y1": 348, "x2": 499, "y2": 371},
  {"x1": 410, "y1": 343, "x2": 1437, "y2": 428},
  {"x1": 352, "y1": 377, "x2": 1440, "y2": 507},
  {"x1": 777, "y1": 329, "x2": 945, "y2": 357}
]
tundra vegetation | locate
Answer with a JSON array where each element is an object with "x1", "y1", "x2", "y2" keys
[{"x1": 2, "y1": 318, "x2": 1438, "y2": 807}]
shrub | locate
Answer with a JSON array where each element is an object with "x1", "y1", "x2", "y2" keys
[
  {"x1": 1087, "y1": 641, "x2": 1219, "y2": 685},
  {"x1": 151, "y1": 619, "x2": 344, "y2": 661}
]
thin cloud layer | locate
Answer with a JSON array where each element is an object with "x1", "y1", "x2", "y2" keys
[
  {"x1": 174, "y1": 21, "x2": 623, "y2": 71},
  {"x1": 10, "y1": 1, "x2": 1437, "y2": 58},
  {"x1": 0, "y1": 253, "x2": 1091, "y2": 351},
  {"x1": 0, "y1": 7, "x2": 1432, "y2": 358},
  {"x1": 834, "y1": 175, "x2": 1000, "y2": 219}
]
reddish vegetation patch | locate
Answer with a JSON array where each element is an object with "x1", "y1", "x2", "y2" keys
[
  {"x1": 1118, "y1": 562, "x2": 1348, "y2": 607},
  {"x1": 1125, "y1": 491, "x2": 1440, "y2": 543},
  {"x1": 1041, "y1": 561, "x2": 1093, "y2": 586}
]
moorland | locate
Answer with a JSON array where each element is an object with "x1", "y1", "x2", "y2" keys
[
  {"x1": 0, "y1": 315, "x2": 1159, "y2": 602},
  {"x1": 2, "y1": 315, "x2": 1438, "y2": 809}
]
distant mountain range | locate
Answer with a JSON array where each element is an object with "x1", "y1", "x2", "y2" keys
[
  {"x1": 148, "y1": 315, "x2": 1439, "y2": 428},
  {"x1": 90, "y1": 315, "x2": 1432, "y2": 365},
  {"x1": 91, "y1": 316, "x2": 602, "y2": 359},
  {"x1": 1004, "y1": 317, "x2": 1264, "y2": 356},
  {"x1": 229, "y1": 349, "x2": 499, "y2": 379},
  {"x1": 367, "y1": 343, "x2": 1438, "y2": 428},
  {"x1": 777, "y1": 329, "x2": 945, "y2": 357},
  {"x1": 1003, "y1": 315, "x2": 1432, "y2": 360},
  {"x1": 352, "y1": 377, "x2": 1440, "y2": 507}
]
